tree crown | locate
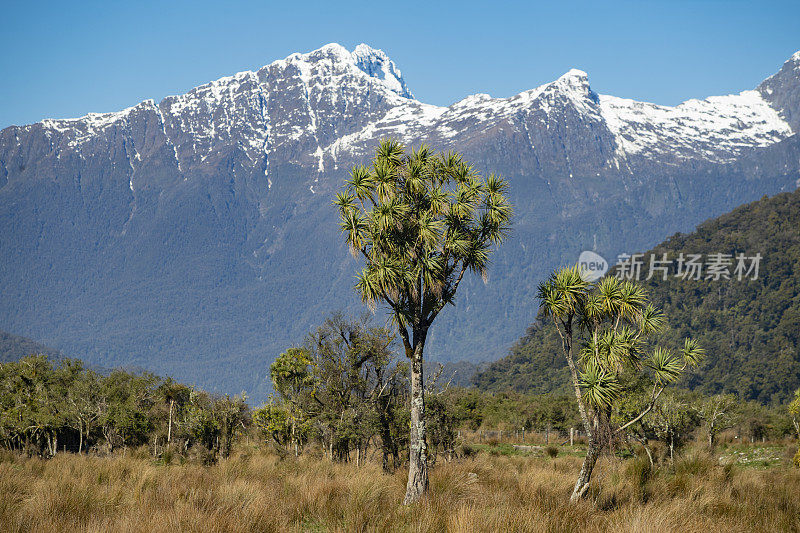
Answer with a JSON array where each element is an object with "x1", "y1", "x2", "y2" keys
[
  {"x1": 538, "y1": 266, "x2": 704, "y2": 411},
  {"x1": 335, "y1": 140, "x2": 512, "y2": 334}
]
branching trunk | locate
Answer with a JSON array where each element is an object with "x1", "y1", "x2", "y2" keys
[
  {"x1": 557, "y1": 317, "x2": 592, "y2": 441},
  {"x1": 555, "y1": 315, "x2": 601, "y2": 502}
]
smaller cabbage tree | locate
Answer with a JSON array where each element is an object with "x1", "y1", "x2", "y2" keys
[{"x1": 537, "y1": 266, "x2": 704, "y2": 501}]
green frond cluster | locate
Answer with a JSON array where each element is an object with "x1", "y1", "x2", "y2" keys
[
  {"x1": 334, "y1": 139, "x2": 513, "y2": 329},
  {"x1": 536, "y1": 266, "x2": 589, "y2": 320},
  {"x1": 647, "y1": 347, "x2": 683, "y2": 385},
  {"x1": 680, "y1": 338, "x2": 705, "y2": 369},
  {"x1": 581, "y1": 327, "x2": 641, "y2": 372},
  {"x1": 538, "y1": 266, "x2": 704, "y2": 415},
  {"x1": 580, "y1": 360, "x2": 622, "y2": 409}
]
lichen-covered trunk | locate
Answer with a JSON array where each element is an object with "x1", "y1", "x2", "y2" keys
[
  {"x1": 47, "y1": 433, "x2": 57, "y2": 457},
  {"x1": 404, "y1": 340, "x2": 428, "y2": 505},
  {"x1": 708, "y1": 419, "x2": 716, "y2": 452},
  {"x1": 560, "y1": 317, "x2": 598, "y2": 503},
  {"x1": 571, "y1": 437, "x2": 600, "y2": 502}
]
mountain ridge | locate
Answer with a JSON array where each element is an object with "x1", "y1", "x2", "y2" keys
[{"x1": 12, "y1": 44, "x2": 798, "y2": 170}]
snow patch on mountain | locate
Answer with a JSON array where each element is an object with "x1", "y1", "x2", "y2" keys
[
  {"x1": 39, "y1": 100, "x2": 158, "y2": 148},
  {"x1": 319, "y1": 68, "x2": 607, "y2": 157},
  {"x1": 314, "y1": 61, "x2": 794, "y2": 167},
  {"x1": 599, "y1": 90, "x2": 792, "y2": 162}
]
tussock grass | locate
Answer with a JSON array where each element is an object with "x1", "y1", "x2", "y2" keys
[{"x1": 0, "y1": 447, "x2": 798, "y2": 532}]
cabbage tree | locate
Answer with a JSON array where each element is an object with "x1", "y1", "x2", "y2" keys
[
  {"x1": 537, "y1": 266, "x2": 703, "y2": 501},
  {"x1": 335, "y1": 140, "x2": 511, "y2": 504}
]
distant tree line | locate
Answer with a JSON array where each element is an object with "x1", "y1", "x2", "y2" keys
[{"x1": 0, "y1": 355, "x2": 247, "y2": 462}]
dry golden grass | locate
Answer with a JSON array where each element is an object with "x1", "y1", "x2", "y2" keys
[{"x1": 0, "y1": 446, "x2": 798, "y2": 533}]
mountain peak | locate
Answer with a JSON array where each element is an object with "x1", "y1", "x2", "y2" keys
[
  {"x1": 559, "y1": 68, "x2": 589, "y2": 80},
  {"x1": 544, "y1": 68, "x2": 597, "y2": 105},
  {"x1": 350, "y1": 43, "x2": 413, "y2": 99},
  {"x1": 555, "y1": 68, "x2": 590, "y2": 90},
  {"x1": 270, "y1": 43, "x2": 413, "y2": 100}
]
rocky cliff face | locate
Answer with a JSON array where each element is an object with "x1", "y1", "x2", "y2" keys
[
  {"x1": 1, "y1": 44, "x2": 798, "y2": 396},
  {"x1": 759, "y1": 51, "x2": 800, "y2": 133}
]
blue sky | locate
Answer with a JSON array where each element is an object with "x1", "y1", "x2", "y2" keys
[{"x1": 1, "y1": 0, "x2": 798, "y2": 128}]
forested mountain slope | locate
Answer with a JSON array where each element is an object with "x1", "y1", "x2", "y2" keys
[
  {"x1": 474, "y1": 189, "x2": 800, "y2": 405},
  {"x1": 0, "y1": 330, "x2": 61, "y2": 363}
]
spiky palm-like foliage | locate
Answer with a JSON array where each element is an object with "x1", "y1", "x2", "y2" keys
[
  {"x1": 335, "y1": 140, "x2": 512, "y2": 504},
  {"x1": 537, "y1": 266, "x2": 703, "y2": 501},
  {"x1": 336, "y1": 140, "x2": 511, "y2": 330}
]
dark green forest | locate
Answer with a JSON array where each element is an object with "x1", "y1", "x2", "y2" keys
[
  {"x1": 474, "y1": 189, "x2": 800, "y2": 405},
  {"x1": 0, "y1": 330, "x2": 60, "y2": 363}
]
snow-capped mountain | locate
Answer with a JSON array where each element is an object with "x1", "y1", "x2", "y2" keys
[{"x1": 1, "y1": 44, "x2": 798, "y2": 396}]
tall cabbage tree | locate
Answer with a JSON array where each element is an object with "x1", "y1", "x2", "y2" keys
[
  {"x1": 335, "y1": 140, "x2": 511, "y2": 504},
  {"x1": 537, "y1": 266, "x2": 703, "y2": 501}
]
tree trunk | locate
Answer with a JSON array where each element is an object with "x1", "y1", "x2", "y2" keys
[
  {"x1": 643, "y1": 444, "x2": 654, "y2": 468},
  {"x1": 558, "y1": 317, "x2": 598, "y2": 503},
  {"x1": 291, "y1": 419, "x2": 299, "y2": 457},
  {"x1": 378, "y1": 404, "x2": 394, "y2": 473},
  {"x1": 78, "y1": 425, "x2": 84, "y2": 454},
  {"x1": 167, "y1": 399, "x2": 174, "y2": 444},
  {"x1": 571, "y1": 437, "x2": 600, "y2": 502},
  {"x1": 669, "y1": 433, "x2": 674, "y2": 462},
  {"x1": 404, "y1": 338, "x2": 428, "y2": 505}
]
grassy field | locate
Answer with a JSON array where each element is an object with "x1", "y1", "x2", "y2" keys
[{"x1": 1, "y1": 443, "x2": 798, "y2": 533}]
